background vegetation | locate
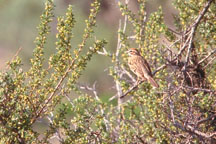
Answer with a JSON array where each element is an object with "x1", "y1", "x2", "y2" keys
[{"x1": 0, "y1": 0, "x2": 215, "y2": 143}]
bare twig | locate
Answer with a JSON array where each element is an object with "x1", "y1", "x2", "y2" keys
[
  {"x1": 112, "y1": 19, "x2": 124, "y2": 142},
  {"x1": 115, "y1": 20, "x2": 124, "y2": 105},
  {"x1": 197, "y1": 114, "x2": 216, "y2": 126},
  {"x1": 152, "y1": 64, "x2": 167, "y2": 76},
  {"x1": 183, "y1": 86, "x2": 215, "y2": 93},
  {"x1": 78, "y1": 82, "x2": 111, "y2": 132},
  {"x1": 127, "y1": 35, "x2": 136, "y2": 40},
  {"x1": 79, "y1": 82, "x2": 100, "y2": 101},
  {"x1": 184, "y1": 0, "x2": 214, "y2": 70},
  {"x1": 198, "y1": 49, "x2": 216, "y2": 65},
  {"x1": 176, "y1": 32, "x2": 192, "y2": 58},
  {"x1": 47, "y1": 112, "x2": 64, "y2": 143},
  {"x1": 96, "y1": 47, "x2": 112, "y2": 57},
  {"x1": 174, "y1": 121, "x2": 216, "y2": 139},
  {"x1": 120, "y1": 65, "x2": 136, "y2": 83},
  {"x1": 203, "y1": 56, "x2": 216, "y2": 69},
  {"x1": 163, "y1": 38, "x2": 181, "y2": 56},
  {"x1": 120, "y1": 81, "x2": 143, "y2": 99},
  {"x1": 168, "y1": 84, "x2": 176, "y2": 124},
  {"x1": 111, "y1": 0, "x2": 129, "y2": 141},
  {"x1": 168, "y1": 28, "x2": 182, "y2": 36},
  {"x1": 108, "y1": 81, "x2": 143, "y2": 101}
]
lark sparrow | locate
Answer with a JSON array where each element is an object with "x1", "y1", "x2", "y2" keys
[{"x1": 127, "y1": 48, "x2": 159, "y2": 88}]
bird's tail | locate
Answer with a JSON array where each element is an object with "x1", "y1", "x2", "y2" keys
[{"x1": 148, "y1": 77, "x2": 159, "y2": 88}]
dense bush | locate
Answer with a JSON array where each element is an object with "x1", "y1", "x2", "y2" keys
[{"x1": 0, "y1": 0, "x2": 215, "y2": 143}]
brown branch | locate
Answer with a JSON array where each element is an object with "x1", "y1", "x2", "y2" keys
[
  {"x1": 184, "y1": 0, "x2": 214, "y2": 69},
  {"x1": 152, "y1": 64, "x2": 167, "y2": 76},
  {"x1": 197, "y1": 114, "x2": 216, "y2": 126},
  {"x1": 203, "y1": 56, "x2": 216, "y2": 69},
  {"x1": 174, "y1": 121, "x2": 216, "y2": 139},
  {"x1": 176, "y1": 32, "x2": 191, "y2": 58},
  {"x1": 168, "y1": 27, "x2": 182, "y2": 36},
  {"x1": 108, "y1": 81, "x2": 143, "y2": 101},
  {"x1": 120, "y1": 81, "x2": 143, "y2": 99},
  {"x1": 191, "y1": 125, "x2": 216, "y2": 138},
  {"x1": 183, "y1": 86, "x2": 215, "y2": 93},
  {"x1": 198, "y1": 49, "x2": 216, "y2": 65},
  {"x1": 31, "y1": 59, "x2": 75, "y2": 124}
]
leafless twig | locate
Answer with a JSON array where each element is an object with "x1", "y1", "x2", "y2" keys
[
  {"x1": 152, "y1": 64, "x2": 167, "y2": 76},
  {"x1": 174, "y1": 121, "x2": 216, "y2": 139},
  {"x1": 184, "y1": 0, "x2": 214, "y2": 70},
  {"x1": 78, "y1": 82, "x2": 111, "y2": 132},
  {"x1": 120, "y1": 81, "x2": 143, "y2": 99},
  {"x1": 96, "y1": 47, "x2": 112, "y2": 57},
  {"x1": 47, "y1": 112, "x2": 64, "y2": 143},
  {"x1": 203, "y1": 56, "x2": 216, "y2": 69},
  {"x1": 79, "y1": 82, "x2": 100, "y2": 101},
  {"x1": 183, "y1": 86, "x2": 215, "y2": 93},
  {"x1": 197, "y1": 114, "x2": 216, "y2": 126},
  {"x1": 198, "y1": 49, "x2": 216, "y2": 65}
]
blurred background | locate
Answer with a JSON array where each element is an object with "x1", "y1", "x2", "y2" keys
[{"x1": 0, "y1": 0, "x2": 177, "y2": 99}]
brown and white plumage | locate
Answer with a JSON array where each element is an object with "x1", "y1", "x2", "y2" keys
[{"x1": 127, "y1": 48, "x2": 159, "y2": 88}]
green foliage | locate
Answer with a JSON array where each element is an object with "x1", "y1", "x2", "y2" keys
[
  {"x1": 0, "y1": 0, "x2": 106, "y2": 143},
  {"x1": 0, "y1": 0, "x2": 216, "y2": 143}
]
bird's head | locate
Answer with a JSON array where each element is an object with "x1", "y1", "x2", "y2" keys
[{"x1": 127, "y1": 48, "x2": 140, "y2": 56}]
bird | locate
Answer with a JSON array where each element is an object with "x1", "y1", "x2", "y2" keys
[{"x1": 127, "y1": 48, "x2": 159, "y2": 88}]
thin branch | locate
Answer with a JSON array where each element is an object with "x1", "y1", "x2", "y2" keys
[
  {"x1": 64, "y1": 93, "x2": 74, "y2": 106},
  {"x1": 184, "y1": 0, "x2": 214, "y2": 69},
  {"x1": 174, "y1": 121, "x2": 216, "y2": 139},
  {"x1": 109, "y1": 81, "x2": 143, "y2": 101},
  {"x1": 152, "y1": 64, "x2": 167, "y2": 76},
  {"x1": 32, "y1": 59, "x2": 76, "y2": 123},
  {"x1": 78, "y1": 82, "x2": 111, "y2": 132},
  {"x1": 168, "y1": 27, "x2": 182, "y2": 36},
  {"x1": 168, "y1": 92, "x2": 176, "y2": 124},
  {"x1": 79, "y1": 82, "x2": 100, "y2": 101},
  {"x1": 120, "y1": 81, "x2": 143, "y2": 99},
  {"x1": 127, "y1": 35, "x2": 136, "y2": 40},
  {"x1": 47, "y1": 112, "x2": 64, "y2": 143},
  {"x1": 183, "y1": 36, "x2": 194, "y2": 70},
  {"x1": 111, "y1": 0, "x2": 129, "y2": 140},
  {"x1": 7, "y1": 47, "x2": 22, "y2": 69},
  {"x1": 96, "y1": 47, "x2": 112, "y2": 57},
  {"x1": 198, "y1": 49, "x2": 216, "y2": 65},
  {"x1": 176, "y1": 32, "x2": 191, "y2": 58},
  {"x1": 183, "y1": 86, "x2": 215, "y2": 93},
  {"x1": 120, "y1": 65, "x2": 136, "y2": 83},
  {"x1": 197, "y1": 114, "x2": 216, "y2": 126},
  {"x1": 203, "y1": 56, "x2": 216, "y2": 69},
  {"x1": 116, "y1": 20, "x2": 123, "y2": 106},
  {"x1": 163, "y1": 38, "x2": 181, "y2": 56}
]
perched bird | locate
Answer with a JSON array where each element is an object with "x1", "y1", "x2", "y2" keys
[{"x1": 127, "y1": 48, "x2": 159, "y2": 88}]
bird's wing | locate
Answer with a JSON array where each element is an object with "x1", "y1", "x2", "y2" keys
[
  {"x1": 137, "y1": 57, "x2": 153, "y2": 77},
  {"x1": 136, "y1": 56, "x2": 159, "y2": 87}
]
